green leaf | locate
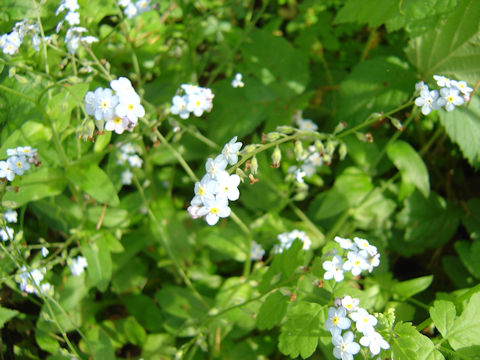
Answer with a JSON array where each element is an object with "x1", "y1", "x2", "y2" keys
[
  {"x1": 463, "y1": 198, "x2": 480, "y2": 240},
  {"x1": 155, "y1": 286, "x2": 206, "y2": 320},
  {"x1": 448, "y1": 291, "x2": 480, "y2": 350},
  {"x1": 0, "y1": 120, "x2": 52, "y2": 155},
  {"x1": 430, "y1": 300, "x2": 456, "y2": 339},
  {"x1": 81, "y1": 235, "x2": 112, "y2": 292},
  {"x1": 123, "y1": 294, "x2": 164, "y2": 333},
  {"x1": 336, "y1": 56, "x2": 416, "y2": 126},
  {"x1": 66, "y1": 163, "x2": 119, "y2": 206},
  {"x1": 406, "y1": 0, "x2": 480, "y2": 84},
  {"x1": 455, "y1": 240, "x2": 480, "y2": 280},
  {"x1": 0, "y1": 306, "x2": 18, "y2": 328},
  {"x1": 256, "y1": 290, "x2": 289, "y2": 330},
  {"x1": 334, "y1": 0, "x2": 459, "y2": 32},
  {"x1": 392, "y1": 322, "x2": 445, "y2": 360},
  {"x1": 387, "y1": 140, "x2": 430, "y2": 197},
  {"x1": 278, "y1": 302, "x2": 323, "y2": 359},
  {"x1": 439, "y1": 95, "x2": 480, "y2": 168},
  {"x1": 3, "y1": 167, "x2": 66, "y2": 207},
  {"x1": 92, "y1": 328, "x2": 115, "y2": 360},
  {"x1": 394, "y1": 191, "x2": 461, "y2": 254},
  {"x1": 392, "y1": 275, "x2": 433, "y2": 300}
]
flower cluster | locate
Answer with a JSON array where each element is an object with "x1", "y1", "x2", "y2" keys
[
  {"x1": 323, "y1": 237, "x2": 380, "y2": 283},
  {"x1": 70, "y1": 256, "x2": 87, "y2": 276},
  {"x1": 84, "y1": 77, "x2": 145, "y2": 134},
  {"x1": 231, "y1": 73, "x2": 244, "y2": 88},
  {"x1": 414, "y1": 75, "x2": 473, "y2": 115},
  {"x1": 293, "y1": 110, "x2": 318, "y2": 132},
  {"x1": 325, "y1": 295, "x2": 390, "y2": 359},
  {"x1": 288, "y1": 143, "x2": 324, "y2": 184},
  {"x1": 187, "y1": 136, "x2": 242, "y2": 225},
  {"x1": 274, "y1": 229, "x2": 311, "y2": 253},
  {"x1": 16, "y1": 266, "x2": 53, "y2": 296},
  {"x1": 0, "y1": 146, "x2": 39, "y2": 182},
  {"x1": 118, "y1": 0, "x2": 152, "y2": 19},
  {"x1": 56, "y1": 0, "x2": 80, "y2": 30},
  {"x1": 170, "y1": 84, "x2": 214, "y2": 119},
  {"x1": 1, "y1": 209, "x2": 17, "y2": 242},
  {"x1": 0, "y1": 19, "x2": 41, "y2": 55},
  {"x1": 116, "y1": 143, "x2": 143, "y2": 185}
]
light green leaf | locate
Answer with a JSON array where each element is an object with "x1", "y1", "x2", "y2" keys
[
  {"x1": 406, "y1": 0, "x2": 480, "y2": 84},
  {"x1": 3, "y1": 167, "x2": 66, "y2": 207},
  {"x1": 0, "y1": 120, "x2": 52, "y2": 156},
  {"x1": 256, "y1": 290, "x2": 289, "y2": 330},
  {"x1": 392, "y1": 275, "x2": 433, "y2": 300},
  {"x1": 455, "y1": 240, "x2": 480, "y2": 280},
  {"x1": 448, "y1": 291, "x2": 480, "y2": 350},
  {"x1": 430, "y1": 300, "x2": 456, "y2": 339},
  {"x1": 278, "y1": 302, "x2": 323, "y2": 359},
  {"x1": 387, "y1": 140, "x2": 430, "y2": 197},
  {"x1": 0, "y1": 306, "x2": 18, "y2": 328},
  {"x1": 81, "y1": 236, "x2": 112, "y2": 292},
  {"x1": 66, "y1": 163, "x2": 119, "y2": 206},
  {"x1": 392, "y1": 322, "x2": 445, "y2": 360},
  {"x1": 336, "y1": 56, "x2": 416, "y2": 126},
  {"x1": 439, "y1": 95, "x2": 480, "y2": 168}
]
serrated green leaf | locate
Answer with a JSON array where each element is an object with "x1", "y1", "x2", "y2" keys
[
  {"x1": 66, "y1": 163, "x2": 119, "y2": 206},
  {"x1": 278, "y1": 302, "x2": 323, "y2": 359},
  {"x1": 393, "y1": 275, "x2": 433, "y2": 300},
  {"x1": 387, "y1": 140, "x2": 430, "y2": 197},
  {"x1": 256, "y1": 291, "x2": 289, "y2": 330},
  {"x1": 430, "y1": 300, "x2": 456, "y2": 339},
  {"x1": 406, "y1": 0, "x2": 480, "y2": 84},
  {"x1": 392, "y1": 322, "x2": 445, "y2": 360},
  {"x1": 336, "y1": 56, "x2": 416, "y2": 126},
  {"x1": 439, "y1": 95, "x2": 480, "y2": 168},
  {"x1": 448, "y1": 291, "x2": 480, "y2": 350}
]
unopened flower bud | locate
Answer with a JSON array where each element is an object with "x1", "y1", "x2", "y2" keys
[
  {"x1": 235, "y1": 168, "x2": 247, "y2": 182},
  {"x1": 250, "y1": 156, "x2": 258, "y2": 175},
  {"x1": 322, "y1": 153, "x2": 332, "y2": 165},
  {"x1": 271, "y1": 146, "x2": 281, "y2": 168},
  {"x1": 264, "y1": 132, "x2": 281, "y2": 142},
  {"x1": 333, "y1": 121, "x2": 347, "y2": 134},
  {"x1": 338, "y1": 143, "x2": 347, "y2": 160},
  {"x1": 325, "y1": 140, "x2": 337, "y2": 156},
  {"x1": 241, "y1": 144, "x2": 257, "y2": 155},
  {"x1": 294, "y1": 141, "x2": 304, "y2": 161},
  {"x1": 314, "y1": 140, "x2": 324, "y2": 154},
  {"x1": 390, "y1": 117, "x2": 403, "y2": 130},
  {"x1": 277, "y1": 125, "x2": 294, "y2": 134}
]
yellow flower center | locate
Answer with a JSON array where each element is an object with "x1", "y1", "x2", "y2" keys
[
  {"x1": 210, "y1": 207, "x2": 219, "y2": 214},
  {"x1": 114, "y1": 117, "x2": 122, "y2": 124},
  {"x1": 100, "y1": 100, "x2": 108, "y2": 109},
  {"x1": 127, "y1": 104, "x2": 134, "y2": 111},
  {"x1": 198, "y1": 186, "x2": 205, "y2": 196},
  {"x1": 448, "y1": 96, "x2": 454, "y2": 102},
  {"x1": 332, "y1": 316, "x2": 339, "y2": 325}
]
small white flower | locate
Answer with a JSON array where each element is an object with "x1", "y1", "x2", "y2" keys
[
  {"x1": 451, "y1": 80, "x2": 473, "y2": 98},
  {"x1": 120, "y1": 143, "x2": 136, "y2": 154},
  {"x1": 124, "y1": 3, "x2": 138, "y2": 18},
  {"x1": 325, "y1": 306, "x2": 351, "y2": 334},
  {"x1": 296, "y1": 118, "x2": 318, "y2": 132},
  {"x1": 0, "y1": 161, "x2": 15, "y2": 181},
  {"x1": 4, "y1": 210, "x2": 17, "y2": 223},
  {"x1": 359, "y1": 330, "x2": 390, "y2": 355},
  {"x1": 191, "y1": 175, "x2": 217, "y2": 206},
  {"x1": 415, "y1": 89, "x2": 440, "y2": 115},
  {"x1": 186, "y1": 94, "x2": 208, "y2": 117},
  {"x1": 341, "y1": 296, "x2": 360, "y2": 312},
  {"x1": 7, "y1": 155, "x2": 30, "y2": 175},
  {"x1": 80, "y1": 36, "x2": 98, "y2": 45},
  {"x1": 65, "y1": 11, "x2": 80, "y2": 26},
  {"x1": 350, "y1": 308, "x2": 378, "y2": 334},
  {"x1": 433, "y1": 75, "x2": 452, "y2": 88},
  {"x1": 118, "y1": 0, "x2": 132, "y2": 6},
  {"x1": 323, "y1": 255, "x2": 345, "y2": 282},
  {"x1": 275, "y1": 230, "x2": 311, "y2": 253},
  {"x1": 221, "y1": 136, "x2": 243, "y2": 165},
  {"x1": 56, "y1": 0, "x2": 79, "y2": 14},
  {"x1": 128, "y1": 154, "x2": 143, "y2": 168},
  {"x1": 415, "y1": 81, "x2": 428, "y2": 93},
  {"x1": 215, "y1": 172, "x2": 241, "y2": 201},
  {"x1": 197, "y1": 197, "x2": 231, "y2": 225},
  {"x1": 437, "y1": 87, "x2": 465, "y2": 112},
  {"x1": 93, "y1": 88, "x2": 119, "y2": 121},
  {"x1": 334, "y1": 236, "x2": 357, "y2": 251},
  {"x1": 135, "y1": 0, "x2": 151, "y2": 13},
  {"x1": 70, "y1": 256, "x2": 87, "y2": 276},
  {"x1": 111, "y1": 77, "x2": 136, "y2": 97},
  {"x1": 353, "y1": 237, "x2": 377, "y2": 256},
  {"x1": 332, "y1": 331, "x2": 361, "y2": 360},
  {"x1": 115, "y1": 92, "x2": 145, "y2": 123},
  {"x1": 41, "y1": 247, "x2": 49, "y2": 258},
  {"x1": 170, "y1": 95, "x2": 190, "y2": 119},
  {"x1": 205, "y1": 155, "x2": 228, "y2": 180},
  {"x1": 0, "y1": 226, "x2": 14, "y2": 241},
  {"x1": 16, "y1": 146, "x2": 36, "y2": 158},
  {"x1": 121, "y1": 169, "x2": 133, "y2": 185},
  {"x1": 343, "y1": 251, "x2": 369, "y2": 276},
  {"x1": 250, "y1": 240, "x2": 265, "y2": 261},
  {"x1": 105, "y1": 115, "x2": 129, "y2": 134},
  {"x1": 231, "y1": 73, "x2": 244, "y2": 88},
  {"x1": 84, "y1": 90, "x2": 96, "y2": 115},
  {"x1": 362, "y1": 250, "x2": 380, "y2": 273},
  {"x1": 187, "y1": 205, "x2": 202, "y2": 219}
]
